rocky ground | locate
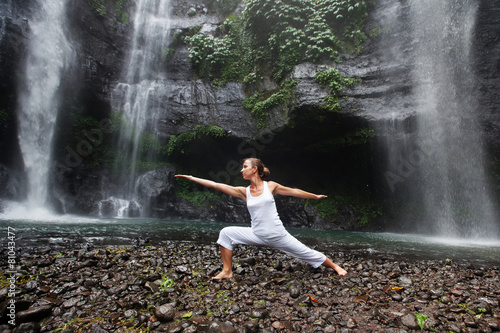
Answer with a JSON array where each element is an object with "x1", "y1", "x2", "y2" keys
[{"x1": 0, "y1": 241, "x2": 499, "y2": 333}]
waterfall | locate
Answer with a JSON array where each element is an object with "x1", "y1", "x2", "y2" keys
[
  {"x1": 105, "y1": 0, "x2": 172, "y2": 216},
  {"x1": 0, "y1": 1, "x2": 12, "y2": 49},
  {"x1": 378, "y1": 0, "x2": 498, "y2": 238},
  {"x1": 16, "y1": 0, "x2": 73, "y2": 213}
]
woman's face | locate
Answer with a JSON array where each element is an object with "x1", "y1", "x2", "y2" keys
[{"x1": 240, "y1": 160, "x2": 256, "y2": 180}]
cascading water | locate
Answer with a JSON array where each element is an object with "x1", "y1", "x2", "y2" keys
[
  {"x1": 105, "y1": 0, "x2": 172, "y2": 216},
  {"x1": 0, "y1": 1, "x2": 12, "y2": 49},
  {"x1": 378, "y1": 0, "x2": 498, "y2": 238},
  {"x1": 15, "y1": 0, "x2": 73, "y2": 215}
]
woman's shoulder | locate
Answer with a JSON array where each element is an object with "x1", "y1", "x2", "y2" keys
[{"x1": 266, "y1": 181, "x2": 280, "y2": 193}]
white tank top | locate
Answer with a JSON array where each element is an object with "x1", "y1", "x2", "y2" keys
[{"x1": 246, "y1": 181, "x2": 287, "y2": 239}]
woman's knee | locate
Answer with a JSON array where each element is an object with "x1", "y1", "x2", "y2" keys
[{"x1": 219, "y1": 226, "x2": 238, "y2": 238}]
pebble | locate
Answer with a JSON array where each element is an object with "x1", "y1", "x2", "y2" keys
[
  {"x1": 400, "y1": 313, "x2": 418, "y2": 329},
  {"x1": 1, "y1": 242, "x2": 498, "y2": 332},
  {"x1": 154, "y1": 304, "x2": 176, "y2": 322}
]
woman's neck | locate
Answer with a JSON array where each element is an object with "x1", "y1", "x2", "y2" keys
[{"x1": 249, "y1": 177, "x2": 264, "y2": 189}]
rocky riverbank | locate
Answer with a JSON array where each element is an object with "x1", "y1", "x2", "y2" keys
[{"x1": 1, "y1": 241, "x2": 499, "y2": 333}]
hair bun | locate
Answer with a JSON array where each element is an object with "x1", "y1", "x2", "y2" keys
[{"x1": 261, "y1": 167, "x2": 270, "y2": 179}]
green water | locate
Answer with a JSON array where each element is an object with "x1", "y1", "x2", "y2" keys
[{"x1": 1, "y1": 215, "x2": 499, "y2": 266}]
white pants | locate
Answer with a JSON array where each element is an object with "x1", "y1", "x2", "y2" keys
[{"x1": 216, "y1": 226, "x2": 327, "y2": 268}]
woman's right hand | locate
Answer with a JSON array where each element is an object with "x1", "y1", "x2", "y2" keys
[{"x1": 174, "y1": 174, "x2": 192, "y2": 180}]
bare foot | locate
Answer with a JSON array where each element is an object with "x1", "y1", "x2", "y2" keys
[
  {"x1": 332, "y1": 263, "x2": 347, "y2": 276},
  {"x1": 211, "y1": 271, "x2": 233, "y2": 280}
]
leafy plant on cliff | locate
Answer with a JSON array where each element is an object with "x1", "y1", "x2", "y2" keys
[
  {"x1": 309, "y1": 194, "x2": 381, "y2": 227},
  {"x1": 206, "y1": 0, "x2": 240, "y2": 17},
  {"x1": 88, "y1": 0, "x2": 106, "y2": 16},
  {"x1": 167, "y1": 125, "x2": 229, "y2": 155},
  {"x1": 315, "y1": 68, "x2": 359, "y2": 112},
  {"x1": 175, "y1": 178, "x2": 222, "y2": 206},
  {"x1": 310, "y1": 197, "x2": 339, "y2": 218},
  {"x1": 115, "y1": 0, "x2": 130, "y2": 25},
  {"x1": 242, "y1": 80, "x2": 297, "y2": 128},
  {"x1": 184, "y1": 0, "x2": 368, "y2": 126},
  {"x1": 186, "y1": 0, "x2": 368, "y2": 83},
  {"x1": 87, "y1": 0, "x2": 130, "y2": 25},
  {"x1": 185, "y1": 33, "x2": 238, "y2": 82}
]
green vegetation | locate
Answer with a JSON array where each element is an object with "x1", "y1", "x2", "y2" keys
[
  {"x1": 242, "y1": 80, "x2": 297, "y2": 128},
  {"x1": 88, "y1": 0, "x2": 107, "y2": 16},
  {"x1": 159, "y1": 274, "x2": 176, "y2": 290},
  {"x1": 67, "y1": 110, "x2": 170, "y2": 173},
  {"x1": 369, "y1": 26, "x2": 391, "y2": 39},
  {"x1": 309, "y1": 194, "x2": 381, "y2": 227},
  {"x1": 0, "y1": 272, "x2": 36, "y2": 288},
  {"x1": 315, "y1": 68, "x2": 359, "y2": 112},
  {"x1": 321, "y1": 128, "x2": 375, "y2": 147},
  {"x1": 54, "y1": 318, "x2": 106, "y2": 333},
  {"x1": 167, "y1": 125, "x2": 229, "y2": 155},
  {"x1": 87, "y1": 0, "x2": 130, "y2": 25},
  {"x1": 311, "y1": 197, "x2": 339, "y2": 218},
  {"x1": 175, "y1": 178, "x2": 222, "y2": 206},
  {"x1": 0, "y1": 273, "x2": 8, "y2": 289},
  {"x1": 108, "y1": 111, "x2": 169, "y2": 172},
  {"x1": 178, "y1": 188, "x2": 222, "y2": 207},
  {"x1": 206, "y1": 0, "x2": 240, "y2": 17},
  {"x1": 186, "y1": 0, "x2": 369, "y2": 82},
  {"x1": 115, "y1": 0, "x2": 130, "y2": 24},
  {"x1": 183, "y1": 0, "x2": 369, "y2": 126},
  {"x1": 414, "y1": 313, "x2": 429, "y2": 330},
  {"x1": 162, "y1": 47, "x2": 176, "y2": 61}
]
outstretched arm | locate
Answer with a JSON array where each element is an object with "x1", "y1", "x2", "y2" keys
[
  {"x1": 175, "y1": 175, "x2": 246, "y2": 201},
  {"x1": 268, "y1": 181, "x2": 327, "y2": 199}
]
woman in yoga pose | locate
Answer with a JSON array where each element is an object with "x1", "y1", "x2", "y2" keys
[{"x1": 175, "y1": 158, "x2": 347, "y2": 279}]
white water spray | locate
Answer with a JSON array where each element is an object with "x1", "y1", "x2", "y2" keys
[
  {"x1": 410, "y1": 0, "x2": 497, "y2": 238},
  {"x1": 16, "y1": 0, "x2": 73, "y2": 211},
  {"x1": 378, "y1": 0, "x2": 498, "y2": 238},
  {"x1": 111, "y1": 0, "x2": 172, "y2": 199}
]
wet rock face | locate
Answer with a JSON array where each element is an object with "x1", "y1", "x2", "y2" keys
[
  {"x1": 475, "y1": 0, "x2": 500, "y2": 146},
  {"x1": 65, "y1": 0, "x2": 134, "y2": 103},
  {"x1": 0, "y1": 165, "x2": 26, "y2": 201},
  {"x1": 1, "y1": 0, "x2": 500, "y2": 226},
  {"x1": 1, "y1": 242, "x2": 499, "y2": 332},
  {"x1": 135, "y1": 166, "x2": 177, "y2": 217}
]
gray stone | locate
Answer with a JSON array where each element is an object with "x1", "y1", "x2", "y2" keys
[
  {"x1": 16, "y1": 306, "x2": 52, "y2": 324},
  {"x1": 400, "y1": 314, "x2": 419, "y2": 330},
  {"x1": 289, "y1": 286, "x2": 301, "y2": 298},
  {"x1": 154, "y1": 304, "x2": 175, "y2": 322},
  {"x1": 12, "y1": 322, "x2": 40, "y2": 333}
]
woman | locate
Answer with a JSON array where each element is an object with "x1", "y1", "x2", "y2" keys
[{"x1": 175, "y1": 158, "x2": 347, "y2": 279}]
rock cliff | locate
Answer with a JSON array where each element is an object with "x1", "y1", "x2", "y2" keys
[{"x1": 0, "y1": 0, "x2": 499, "y2": 232}]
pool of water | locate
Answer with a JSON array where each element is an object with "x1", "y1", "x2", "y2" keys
[{"x1": 1, "y1": 213, "x2": 499, "y2": 266}]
